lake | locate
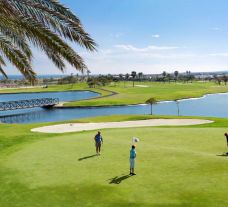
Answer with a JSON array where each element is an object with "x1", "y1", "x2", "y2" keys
[{"x1": 0, "y1": 91, "x2": 227, "y2": 123}]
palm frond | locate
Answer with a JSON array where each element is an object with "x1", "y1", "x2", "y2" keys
[
  {"x1": 0, "y1": 0, "x2": 97, "y2": 82},
  {"x1": 0, "y1": 35, "x2": 36, "y2": 81},
  {"x1": 0, "y1": 29, "x2": 32, "y2": 60},
  {"x1": 0, "y1": 55, "x2": 7, "y2": 79},
  {"x1": 0, "y1": 64, "x2": 8, "y2": 79},
  {"x1": 2, "y1": 0, "x2": 97, "y2": 50}
]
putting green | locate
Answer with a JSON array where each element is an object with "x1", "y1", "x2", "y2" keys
[{"x1": 1, "y1": 127, "x2": 228, "y2": 207}]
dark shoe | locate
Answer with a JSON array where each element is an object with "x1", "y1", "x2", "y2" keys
[{"x1": 131, "y1": 173, "x2": 136, "y2": 175}]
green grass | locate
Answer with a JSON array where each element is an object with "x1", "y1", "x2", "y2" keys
[
  {"x1": 1, "y1": 82, "x2": 228, "y2": 206},
  {"x1": 65, "y1": 81, "x2": 228, "y2": 106},
  {"x1": 1, "y1": 115, "x2": 228, "y2": 207},
  {"x1": 2, "y1": 81, "x2": 228, "y2": 107}
]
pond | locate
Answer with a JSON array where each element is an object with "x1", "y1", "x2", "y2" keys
[{"x1": 0, "y1": 91, "x2": 228, "y2": 124}]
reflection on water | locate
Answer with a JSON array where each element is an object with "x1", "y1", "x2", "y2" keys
[
  {"x1": 0, "y1": 90, "x2": 99, "y2": 123},
  {"x1": 0, "y1": 90, "x2": 99, "y2": 102},
  {"x1": 1, "y1": 92, "x2": 228, "y2": 124},
  {"x1": 1, "y1": 110, "x2": 44, "y2": 123}
]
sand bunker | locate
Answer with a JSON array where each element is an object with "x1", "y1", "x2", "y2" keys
[
  {"x1": 135, "y1": 85, "x2": 149, "y2": 87},
  {"x1": 31, "y1": 119, "x2": 213, "y2": 134}
]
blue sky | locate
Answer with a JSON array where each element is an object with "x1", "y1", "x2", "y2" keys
[{"x1": 12, "y1": 0, "x2": 228, "y2": 75}]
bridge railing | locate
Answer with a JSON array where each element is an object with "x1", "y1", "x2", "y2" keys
[{"x1": 0, "y1": 98, "x2": 59, "y2": 111}]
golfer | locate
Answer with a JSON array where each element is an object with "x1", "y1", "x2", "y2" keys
[
  {"x1": 130, "y1": 145, "x2": 137, "y2": 175},
  {"x1": 94, "y1": 131, "x2": 103, "y2": 155},
  {"x1": 224, "y1": 133, "x2": 228, "y2": 147}
]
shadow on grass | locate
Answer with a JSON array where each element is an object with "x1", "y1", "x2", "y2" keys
[
  {"x1": 78, "y1": 154, "x2": 97, "y2": 161},
  {"x1": 108, "y1": 174, "x2": 132, "y2": 184},
  {"x1": 217, "y1": 152, "x2": 228, "y2": 157}
]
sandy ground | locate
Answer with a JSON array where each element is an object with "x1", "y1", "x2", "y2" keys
[
  {"x1": 135, "y1": 85, "x2": 149, "y2": 87},
  {"x1": 0, "y1": 86, "x2": 44, "y2": 90},
  {"x1": 31, "y1": 119, "x2": 213, "y2": 134}
]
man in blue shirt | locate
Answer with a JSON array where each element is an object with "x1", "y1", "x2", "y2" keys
[
  {"x1": 130, "y1": 145, "x2": 137, "y2": 175},
  {"x1": 94, "y1": 131, "x2": 103, "y2": 155}
]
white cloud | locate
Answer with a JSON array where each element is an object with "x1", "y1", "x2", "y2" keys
[
  {"x1": 8, "y1": 43, "x2": 228, "y2": 76},
  {"x1": 80, "y1": 44, "x2": 228, "y2": 74},
  {"x1": 114, "y1": 44, "x2": 179, "y2": 52},
  {"x1": 152, "y1": 34, "x2": 160, "y2": 38}
]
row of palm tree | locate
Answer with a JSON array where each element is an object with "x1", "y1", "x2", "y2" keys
[
  {"x1": 119, "y1": 71, "x2": 144, "y2": 87},
  {"x1": 0, "y1": 0, "x2": 96, "y2": 83}
]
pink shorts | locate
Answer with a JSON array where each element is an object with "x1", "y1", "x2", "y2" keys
[{"x1": 96, "y1": 142, "x2": 101, "y2": 147}]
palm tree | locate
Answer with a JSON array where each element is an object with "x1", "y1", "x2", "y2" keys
[
  {"x1": 166, "y1": 73, "x2": 171, "y2": 83},
  {"x1": 0, "y1": 0, "x2": 97, "y2": 83},
  {"x1": 138, "y1": 72, "x2": 143, "y2": 81},
  {"x1": 145, "y1": 97, "x2": 158, "y2": 115},
  {"x1": 162, "y1": 71, "x2": 167, "y2": 83},
  {"x1": 87, "y1": 70, "x2": 91, "y2": 78},
  {"x1": 222, "y1": 75, "x2": 228, "y2": 85},
  {"x1": 162, "y1": 71, "x2": 167, "y2": 78},
  {"x1": 174, "y1": 99, "x2": 180, "y2": 116},
  {"x1": 124, "y1": 73, "x2": 129, "y2": 88},
  {"x1": 131, "y1": 71, "x2": 137, "y2": 87},
  {"x1": 174, "y1": 71, "x2": 179, "y2": 82}
]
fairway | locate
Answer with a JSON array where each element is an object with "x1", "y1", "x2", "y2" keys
[
  {"x1": 1, "y1": 120, "x2": 228, "y2": 207},
  {"x1": 2, "y1": 82, "x2": 228, "y2": 107},
  {"x1": 64, "y1": 81, "x2": 228, "y2": 107}
]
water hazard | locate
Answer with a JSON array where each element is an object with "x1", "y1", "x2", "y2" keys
[{"x1": 0, "y1": 91, "x2": 228, "y2": 124}]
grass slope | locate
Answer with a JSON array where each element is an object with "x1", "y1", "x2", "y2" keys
[
  {"x1": 1, "y1": 81, "x2": 228, "y2": 107},
  {"x1": 65, "y1": 81, "x2": 228, "y2": 106},
  {"x1": 1, "y1": 115, "x2": 228, "y2": 207}
]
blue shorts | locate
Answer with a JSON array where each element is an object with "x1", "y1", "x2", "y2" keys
[{"x1": 130, "y1": 158, "x2": 135, "y2": 168}]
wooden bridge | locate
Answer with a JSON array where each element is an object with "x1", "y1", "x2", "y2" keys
[{"x1": 0, "y1": 98, "x2": 59, "y2": 111}]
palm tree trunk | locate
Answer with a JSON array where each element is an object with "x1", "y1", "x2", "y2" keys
[
  {"x1": 176, "y1": 102, "x2": 180, "y2": 116},
  {"x1": 151, "y1": 104, "x2": 153, "y2": 115}
]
